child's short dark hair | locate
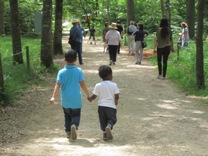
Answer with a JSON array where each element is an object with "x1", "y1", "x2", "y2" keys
[
  {"x1": 99, "y1": 65, "x2": 112, "y2": 80},
  {"x1": 65, "y1": 49, "x2": 77, "y2": 63}
]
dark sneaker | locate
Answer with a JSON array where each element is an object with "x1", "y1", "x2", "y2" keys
[
  {"x1": 71, "y1": 125, "x2": 77, "y2": 140},
  {"x1": 105, "y1": 126, "x2": 113, "y2": 140},
  {"x1": 66, "y1": 131, "x2": 71, "y2": 138},
  {"x1": 103, "y1": 132, "x2": 108, "y2": 141}
]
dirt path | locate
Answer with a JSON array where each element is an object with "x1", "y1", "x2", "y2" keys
[{"x1": 1, "y1": 37, "x2": 208, "y2": 156}]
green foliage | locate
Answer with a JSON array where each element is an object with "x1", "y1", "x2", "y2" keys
[
  {"x1": 0, "y1": 36, "x2": 58, "y2": 106},
  {"x1": 4, "y1": 0, "x2": 42, "y2": 34},
  {"x1": 3, "y1": 0, "x2": 208, "y2": 37}
]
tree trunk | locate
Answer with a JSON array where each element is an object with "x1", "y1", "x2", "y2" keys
[
  {"x1": 160, "y1": 0, "x2": 165, "y2": 17},
  {"x1": 196, "y1": 0, "x2": 205, "y2": 89},
  {"x1": 186, "y1": 0, "x2": 195, "y2": 39},
  {"x1": 53, "y1": 0, "x2": 63, "y2": 55},
  {"x1": 106, "y1": 0, "x2": 110, "y2": 24},
  {"x1": 166, "y1": 0, "x2": 174, "y2": 52},
  {"x1": 41, "y1": 0, "x2": 53, "y2": 68},
  {"x1": 127, "y1": 0, "x2": 134, "y2": 25},
  {"x1": 0, "y1": 0, "x2": 5, "y2": 35},
  {"x1": 9, "y1": 0, "x2": 23, "y2": 64}
]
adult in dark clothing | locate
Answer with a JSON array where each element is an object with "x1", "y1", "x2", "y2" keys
[
  {"x1": 88, "y1": 26, "x2": 96, "y2": 45},
  {"x1": 116, "y1": 20, "x2": 123, "y2": 54},
  {"x1": 103, "y1": 22, "x2": 109, "y2": 42},
  {"x1": 69, "y1": 20, "x2": 83, "y2": 65},
  {"x1": 155, "y1": 18, "x2": 171, "y2": 79},
  {"x1": 133, "y1": 23, "x2": 148, "y2": 64}
]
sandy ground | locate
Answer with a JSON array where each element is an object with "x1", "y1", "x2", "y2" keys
[{"x1": 1, "y1": 37, "x2": 208, "y2": 156}]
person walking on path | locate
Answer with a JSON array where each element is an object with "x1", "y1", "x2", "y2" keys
[
  {"x1": 103, "y1": 22, "x2": 109, "y2": 53},
  {"x1": 116, "y1": 20, "x2": 123, "y2": 54},
  {"x1": 103, "y1": 22, "x2": 109, "y2": 42},
  {"x1": 155, "y1": 18, "x2": 171, "y2": 80},
  {"x1": 105, "y1": 23, "x2": 122, "y2": 65},
  {"x1": 127, "y1": 21, "x2": 137, "y2": 55},
  {"x1": 88, "y1": 26, "x2": 96, "y2": 45},
  {"x1": 133, "y1": 23, "x2": 148, "y2": 65},
  {"x1": 50, "y1": 49, "x2": 90, "y2": 140},
  {"x1": 88, "y1": 65, "x2": 119, "y2": 141},
  {"x1": 181, "y1": 22, "x2": 189, "y2": 47},
  {"x1": 69, "y1": 20, "x2": 84, "y2": 65}
]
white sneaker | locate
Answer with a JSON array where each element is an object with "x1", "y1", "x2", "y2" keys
[{"x1": 70, "y1": 125, "x2": 77, "y2": 140}]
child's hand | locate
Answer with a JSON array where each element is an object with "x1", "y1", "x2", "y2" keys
[
  {"x1": 50, "y1": 97, "x2": 55, "y2": 105},
  {"x1": 87, "y1": 97, "x2": 92, "y2": 102}
]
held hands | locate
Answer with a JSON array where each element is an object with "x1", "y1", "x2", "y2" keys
[{"x1": 87, "y1": 96, "x2": 92, "y2": 102}]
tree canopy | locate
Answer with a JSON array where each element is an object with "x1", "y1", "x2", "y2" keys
[{"x1": 1, "y1": 0, "x2": 207, "y2": 36}]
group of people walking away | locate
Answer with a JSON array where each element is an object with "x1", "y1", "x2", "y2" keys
[{"x1": 49, "y1": 17, "x2": 187, "y2": 142}]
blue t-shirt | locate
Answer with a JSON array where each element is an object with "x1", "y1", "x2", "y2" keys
[{"x1": 57, "y1": 65, "x2": 84, "y2": 109}]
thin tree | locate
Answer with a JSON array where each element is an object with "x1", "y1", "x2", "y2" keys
[
  {"x1": 53, "y1": 0, "x2": 63, "y2": 55},
  {"x1": 165, "y1": 0, "x2": 174, "y2": 52},
  {"x1": 127, "y1": 0, "x2": 134, "y2": 25},
  {"x1": 160, "y1": 0, "x2": 165, "y2": 17},
  {"x1": 9, "y1": 0, "x2": 23, "y2": 64},
  {"x1": 186, "y1": 0, "x2": 195, "y2": 39},
  {"x1": 41, "y1": 0, "x2": 53, "y2": 68},
  {"x1": 0, "y1": 0, "x2": 5, "y2": 36},
  {"x1": 196, "y1": 0, "x2": 205, "y2": 89}
]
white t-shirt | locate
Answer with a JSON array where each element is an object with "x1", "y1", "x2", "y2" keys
[
  {"x1": 93, "y1": 81, "x2": 119, "y2": 109},
  {"x1": 105, "y1": 30, "x2": 121, "y2": 46}
]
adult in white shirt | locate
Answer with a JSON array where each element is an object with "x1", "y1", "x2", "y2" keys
[{"x1": 105, "y1": 23, "x2": 122, "y2": 65}]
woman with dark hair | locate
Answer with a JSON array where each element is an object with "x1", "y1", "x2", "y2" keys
[
  {"x1": 155, "y1": 18, "x2": 171, "y2": 80},
  {"x1": 133, "y1": 23, "x2": 148, "y2": 64}
]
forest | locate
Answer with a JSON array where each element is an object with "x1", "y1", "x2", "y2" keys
[{"x1": 0, "y1": 0, "x2": 208, "y2": 106}]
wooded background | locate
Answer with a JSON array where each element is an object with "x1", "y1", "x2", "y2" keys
[{"x1": 0, "y1": 0, "x2": 207, "y2": 104}]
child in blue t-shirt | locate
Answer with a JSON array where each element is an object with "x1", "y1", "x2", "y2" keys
[{"x1": 50, "y1": 49, "x2": 90, "y2": 140}]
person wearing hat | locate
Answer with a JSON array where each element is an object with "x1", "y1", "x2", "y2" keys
[
  {"x1": 180, "y1": 22, "x2": 189, "y2": 47},
  {"x1": 69, "y1": 19, "x2": 83, "y2": 65},
  {"x1": 105, "y1": 23, "x2": 122, "y2": 65}
]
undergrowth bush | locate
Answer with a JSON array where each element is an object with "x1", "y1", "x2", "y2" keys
[
  {"x1": 149, "y1": 40, "x2": 208, "y2": 96},
  {"x1": 0, "y1": 36, "x2": 58, "y2": 106}
]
